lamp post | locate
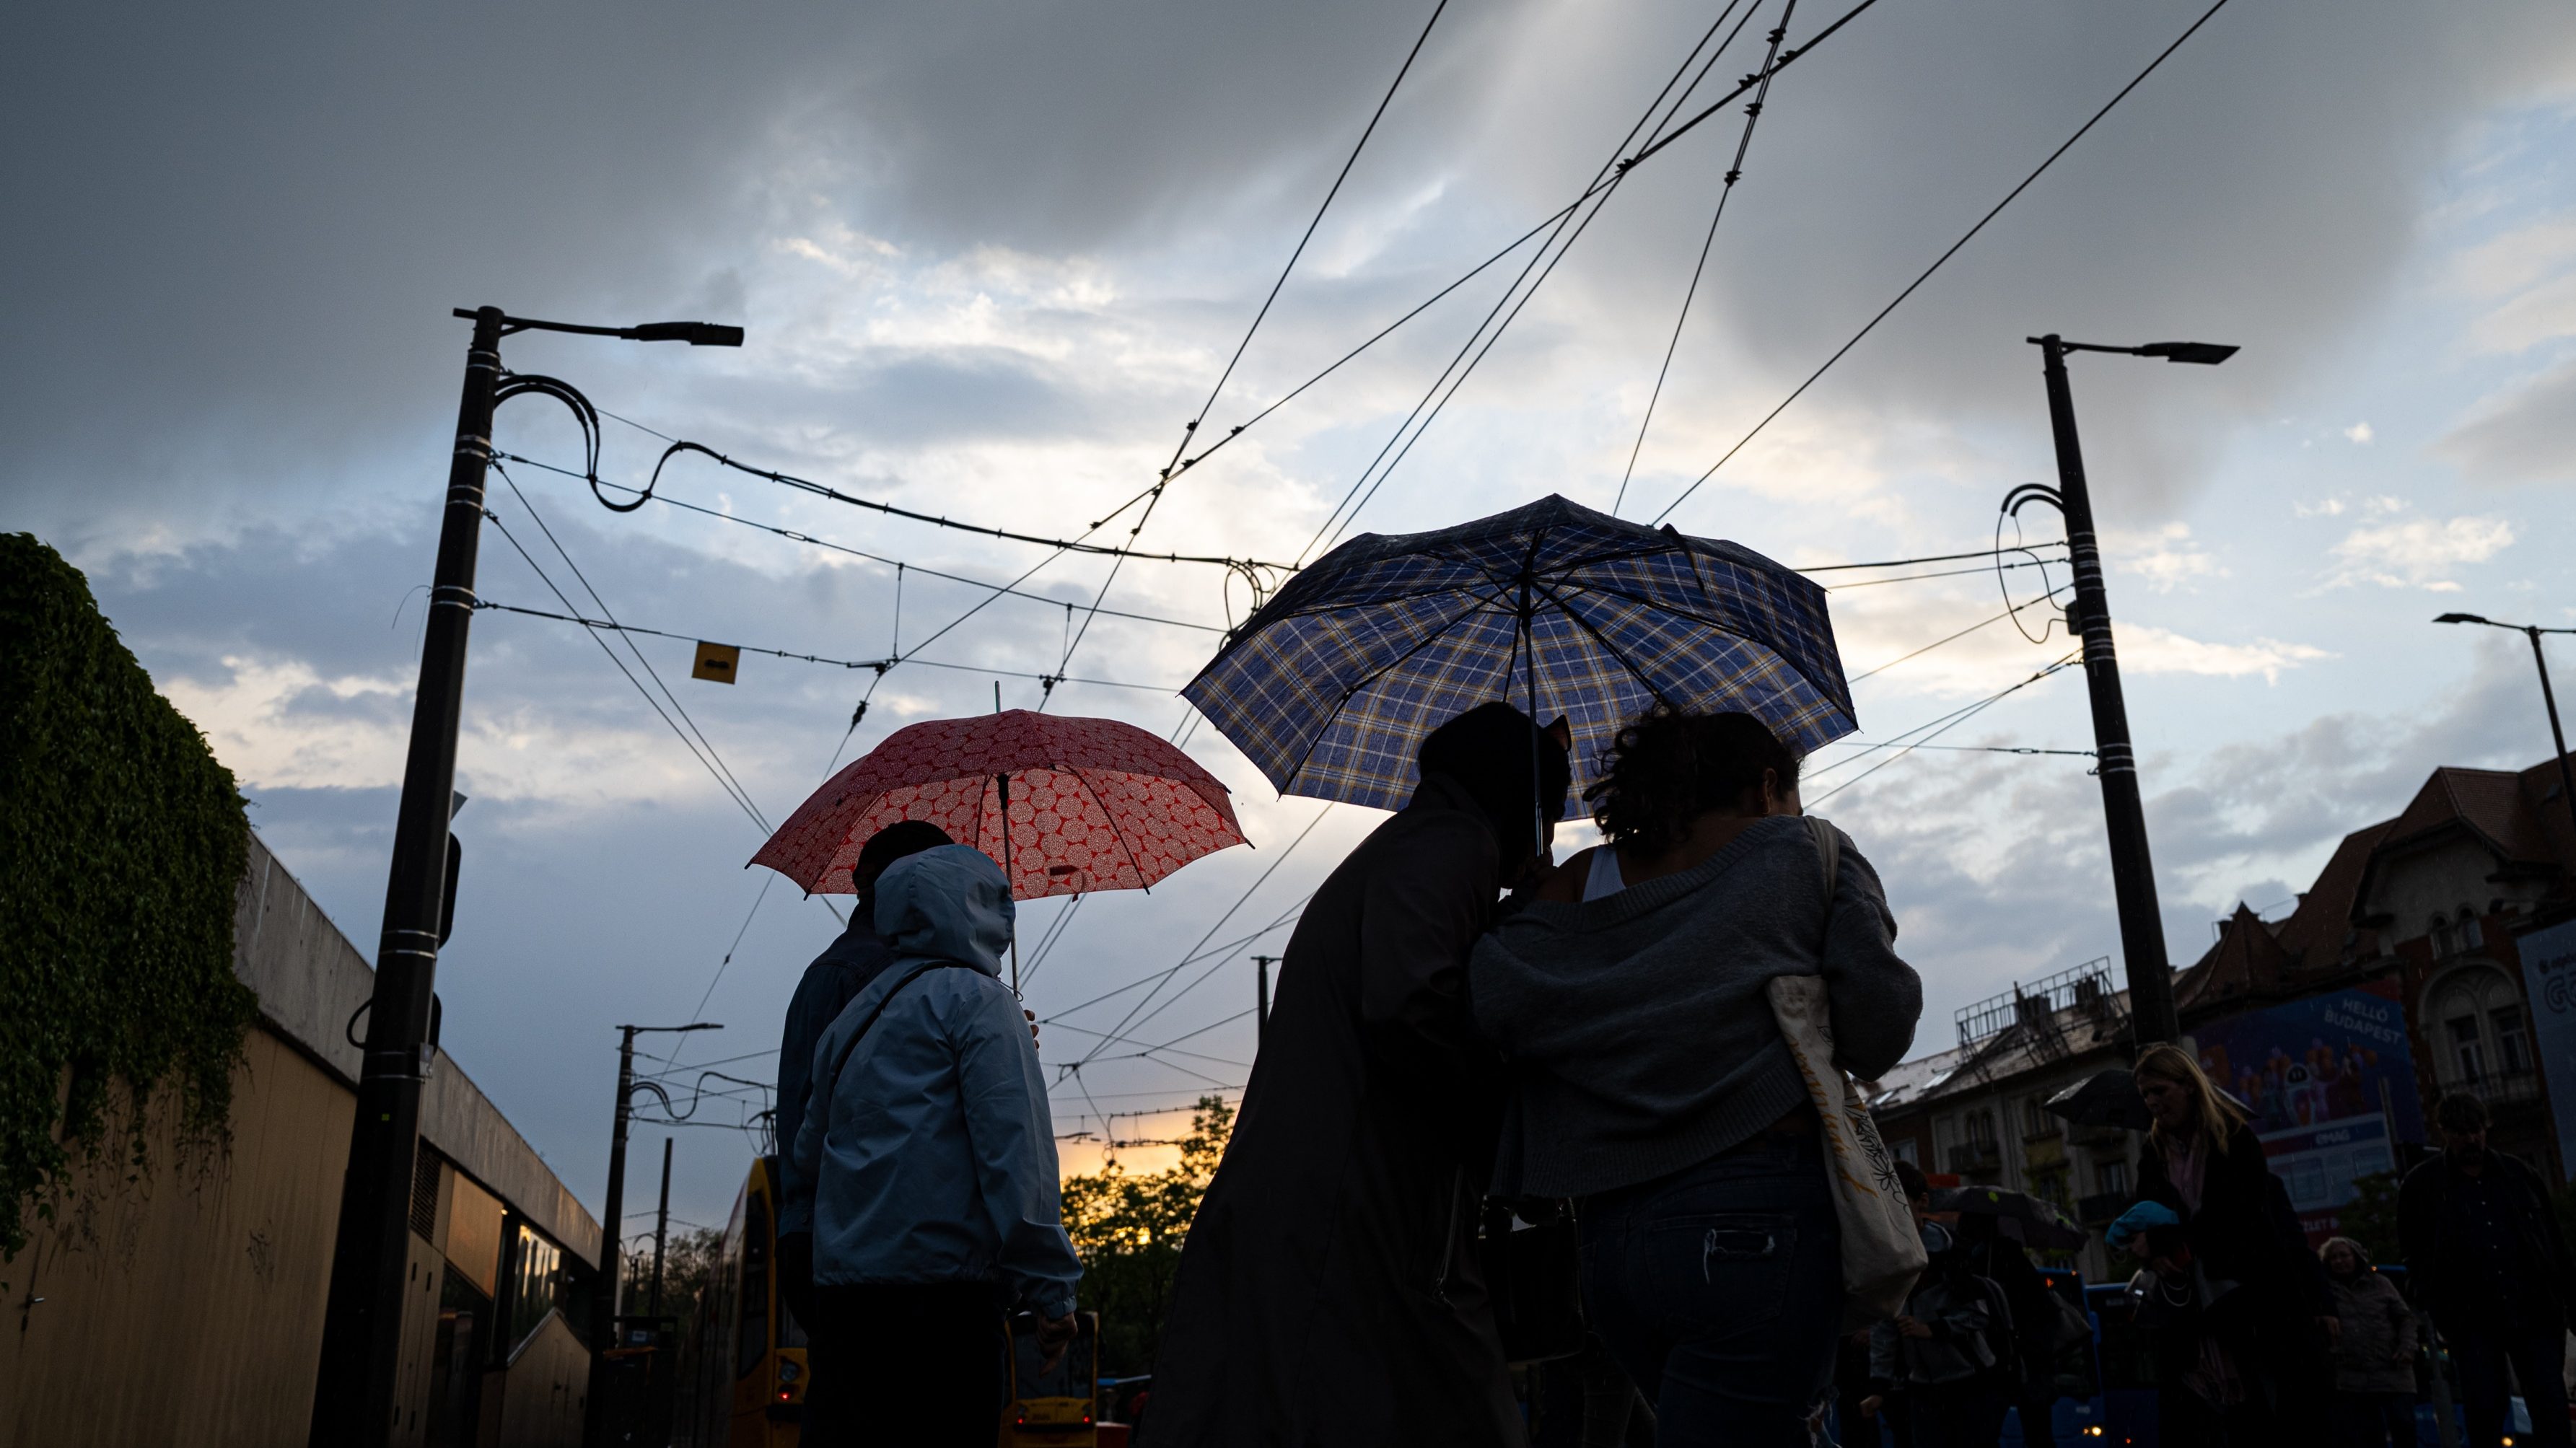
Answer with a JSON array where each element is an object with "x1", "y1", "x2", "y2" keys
[
  {"x1": 590, "y1": 1022, "x2": 716, "y2": 1447},
  {"x1": 2434, "y1": 613, "x2": 2576, "y2": 841},
  {"x1": 2007, "y1": 334, "x2": 2237, "y2": 1048},
  {"x1": 307, "y1": 309, "x2": 740, "y2": 1448}
]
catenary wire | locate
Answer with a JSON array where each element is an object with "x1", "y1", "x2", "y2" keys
[
  {"x1": 1293, "y1": 2, "x2": 1773, "y2": 563},
  {"x1": 471, "y1": 599, "x2": 1182, "y2": 693},
  {"x1": 1061, "y1": 806, "x2": 1332, "y2": 1071},
  {"x1": 1805, "y1": 652, "x2": 2081, "y2": 804},
  {"x1": 495, "y1": 466, "x2": 772, "y2": 830},
  {"x1": 1647, "y1": 0, "x2": 2238, "y2": 526},
  {"x1": 1613, "y1": 0, "x2": 1791, "y2": 515},
  {"x1": 504, "y1": 452, "x2": 1225, "y2": 636},
  {"x1": 1048, "y1": 0, "x2": 1451, "y2": 693}
]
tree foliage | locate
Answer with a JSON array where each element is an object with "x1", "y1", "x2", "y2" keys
[
  {"x1": 1, "y1": 534, "x2": 256, "y2": 1262},
  {"x1": 2336, "y1": 1170, "x2": 2404, "y2": 1265},
  {"x1": 1059, "y1": 1095, "x2": 1232, "y2": 1376}
]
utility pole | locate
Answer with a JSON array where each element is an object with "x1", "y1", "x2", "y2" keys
[
  {"x1": 649, "y1": 1138, "x2": 673, "y2": 1316},
  {"x1": 590, "y1": 1022, "x2": 713, "y2": 1447},
  {"x1": 2435, "y1": 614, "x2": 2576, "y2": 841},
  {"x1": 1252, "y1": 955, "x2": 1277, "y2": 1050},
  {"x1": 305, "y1": 308, "x2": 735, "y2": 1448},
  {"x1": 307, "y1": 307, "x2": 502, "y2": 1447},
  {"x1": 2011, "y1": 334, "x2": 2236, "y2": 1048}
]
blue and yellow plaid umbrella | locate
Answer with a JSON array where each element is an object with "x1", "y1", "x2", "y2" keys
[{"x1": 1183, "y1": 493, "x2": 1854, "y2": 813}]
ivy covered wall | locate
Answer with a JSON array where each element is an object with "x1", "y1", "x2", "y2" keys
[{"x1": 1, "y1": 533, "x2": 256, "y2": 1260}]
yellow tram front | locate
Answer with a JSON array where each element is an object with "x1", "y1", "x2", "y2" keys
[
  {"x1": 688, "y1": 1156, "x2": 810, "y2": 1448},
  {"x1": 1001, "y1": 1311, "x2": 1100, "y2": 1447}
]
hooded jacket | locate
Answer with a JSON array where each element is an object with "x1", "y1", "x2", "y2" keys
[{"x1": 790, "y1": 845, "x2": 1081, "y2": 1318}]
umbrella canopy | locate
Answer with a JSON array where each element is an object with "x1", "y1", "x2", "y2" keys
[
  {"x1": 750, "y1": 709, "x2": 1248, "y2": 903},
  {"x1": 1183, "y1": 494, "x2": 1852, "y2": 812},
  {"x1": 1931, "y1": 1185, "x2": 2092, "y2": 1252}
]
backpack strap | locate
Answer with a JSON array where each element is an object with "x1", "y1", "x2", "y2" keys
[
  {"x1": 1804, "y1": 815, "x2": 1841, "y2": 916},
  {"x1": 823, "y1": 960, "x2": 975, "y2": 1091}
]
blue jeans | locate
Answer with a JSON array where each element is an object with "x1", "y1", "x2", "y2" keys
[{"x1": 1580, "y1": 1132, "x2": 1844, "y2": 1447}]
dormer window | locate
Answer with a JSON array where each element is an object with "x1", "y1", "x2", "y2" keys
[{"x1": 2430, "y1": 915, "x2": 2455, "y2": 957}]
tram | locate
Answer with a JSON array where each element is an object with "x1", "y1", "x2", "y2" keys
[
  {"x1": 685, "y1": 1157, "x2": 810, "y2": 1447},
  {"x1": 684, "y1": 1155, "x2": 1102, "y2": 1448}
]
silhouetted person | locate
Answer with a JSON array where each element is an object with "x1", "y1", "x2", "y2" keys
[
  {"x1": 2399, "y1": 1092, "x2": 2575, "y2": 1448},
  {"x1": 1146, "y1": 701, "x2": 1571, "y2": 1447},
  {"x1": 2319, "y1": 1236, "x2": 2417, "y2": 1448}
]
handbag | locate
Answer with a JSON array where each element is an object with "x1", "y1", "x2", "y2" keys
[{"x1": 1767, "y1": 815, "x2": 1927, "y2": 1330}]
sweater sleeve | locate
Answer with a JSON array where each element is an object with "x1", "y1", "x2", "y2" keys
[
  {"x1": 950, "y1": 979, "x2": 1082, "y2": 1320},
  {"x1": 1821, "y1": 830, "x2": 1922, "y2": 1080}
]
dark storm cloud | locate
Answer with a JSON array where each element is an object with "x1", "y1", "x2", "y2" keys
[{"x1": 12, "y1": 0, "x2": 2572, "y2": 543}]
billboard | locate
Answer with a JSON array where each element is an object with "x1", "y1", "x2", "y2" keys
[
  {"x1": 2193, "y1": 981, "x2": 2424, "y2": 1243},
  {"x1": 2515, "y1": 916, "x2": 2576, "y2": 1182}
]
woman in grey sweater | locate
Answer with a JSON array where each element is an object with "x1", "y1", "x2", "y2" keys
[{"x1": 1472, "y1": 708, "x2": 1922, "y2": 1447}]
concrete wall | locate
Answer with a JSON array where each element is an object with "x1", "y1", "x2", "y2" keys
[{"x1": 2, "y1": 832, "x2": 598, "y2": 1447}]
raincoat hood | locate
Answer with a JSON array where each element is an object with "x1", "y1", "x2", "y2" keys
[{"x1": 872, "y1": 844, "x2": 1015, "y2": 977}]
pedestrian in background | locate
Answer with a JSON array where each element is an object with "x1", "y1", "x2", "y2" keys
[
  {"x1": 792, "y1": 845, "x2": 1080, "y2": 1448},
  {"x1": 2319, "y1": 1236, "x2": 2417, "y2": 1448},
  {"x1": 1473, "y1": 707, "x2": 1922, "y2": 1447},
  {"x1": 1863, "y1": 1161, "x2": 2011, "y2": 1448},
  {"x1": 2132, "y1": 1043, "x2": 2336, "y2": 1448},
  {"x1": 2399, "y1": 1092, "x2": 2576, "y2": 1448},
  {"x1": 774, "y1": 820, "x2": 952, "y2": 1383},
  {"x1": 1147, "y1": 701, "x2": 1572, "y2": 1448}
]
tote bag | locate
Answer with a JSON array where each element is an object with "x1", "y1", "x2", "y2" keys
[{"x1": 1767, "y1": 816, "x2": 1926, "y2": 1329}]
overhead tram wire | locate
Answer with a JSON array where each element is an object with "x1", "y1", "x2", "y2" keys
[
  {"x1": 1049, "y1": 0, "x2": 1450, "y2": 694},
  {"x1": 1804, "y1": 650, "x2": 2082, "y2": 805},
  {"x1": 1845, "y1": 585, "x2": 2069, "y2": 684},
  {"x1": 1648, "y1": 0, "x2": 2240, "y2": 527},
  {"x1": 1157, "y1": 0, "x2": 1883, "y2": 501},
  {"x1": 1061, "y1": 807, "x2": 1333, "y2": 1075},
  {"x1": 1306, "y1": 0, "x2": 1803, "y2": 559},
  {"x1": 1613, "y1": 0, "x2": 1797, "y2": 517},
  {"x1": 495, "y1": 467, "x2": 773, "y2": 830},
  {"x1": 482, "y1": 507, "x2": 771, "y2": 835},
  {"x1": 472, "y1": 599, "x2": 1182, "y2": 693},
  {"x1": 505, "y1": 452, "x2": 1225, "y2": 635}
]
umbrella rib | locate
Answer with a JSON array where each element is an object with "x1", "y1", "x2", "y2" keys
[
  {"x1": 1526, "y1": 576, "x2": 1683, "y2": 714},
  {"x1": 1066, "y1": 766, "x2": 1157, "y2": 892},
  {"x1": 1270, "y1": 602, "x2": 1503, "y2": 794}
]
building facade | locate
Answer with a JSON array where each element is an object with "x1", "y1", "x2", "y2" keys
[
  {"x1": 1868, "y1": 756, "x2": 2576, "y2": 1283},
  {"x1": 1, "y1": 832, "x2": 603, "y2": 1448}
]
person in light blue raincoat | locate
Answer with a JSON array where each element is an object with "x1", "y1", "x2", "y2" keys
[{"x1": 791, "y1": 843, "x2": 1081, "y2": 1448}]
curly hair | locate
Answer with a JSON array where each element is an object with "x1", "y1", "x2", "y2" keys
[{"x1": 1582, "y1": 707, "x2": 1800, "y2": 856}]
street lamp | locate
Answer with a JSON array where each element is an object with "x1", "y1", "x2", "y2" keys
[
  {"x1": 2005, "y1": 333, "x2": 2235, "y2": 1048},
  {"x1": 2433, "y1": 613, "x2": 2576, "y2": 841},
  {"x1": 308, "y1": 309, "x2": 740, "y2": 1448}
]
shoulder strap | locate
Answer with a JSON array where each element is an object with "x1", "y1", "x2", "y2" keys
[
  {"x1": 823, "y1": 960, "x2": 974, "y2": 1090},
  {"x1": 1804, "y1": 816, "x2": 1841, "y2": 934}
]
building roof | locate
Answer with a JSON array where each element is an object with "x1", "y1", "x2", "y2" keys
[{"x1": 233, "y1": 830, "x2": 603, "y2": 1268}]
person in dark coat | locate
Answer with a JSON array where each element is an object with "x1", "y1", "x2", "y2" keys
[
  {"x1": 1144, "y1": 701, "x2": 1571, "y2": 1448},
  {"x1": 2132, "y1": 1042, "x2": 2336, "y2": 1448},
  {"x1": 2398, "y1": 1092, "x2": 2576, "y2": 1448},
  {"x1": 774, "y1": 818, "x2": 950, "y2": 1439},
  {"x1": 2318, "y1": 1236, "x2": 2418, "y2": 1448}
]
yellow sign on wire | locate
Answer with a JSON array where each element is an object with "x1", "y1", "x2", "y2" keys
[{"x1": 691, "y1": 642, "x2": 742, "y2": 685}]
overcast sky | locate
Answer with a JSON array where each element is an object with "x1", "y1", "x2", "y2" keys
[{"x1": 9, "y1": 0, "x2": 2575, "y2": 1244}]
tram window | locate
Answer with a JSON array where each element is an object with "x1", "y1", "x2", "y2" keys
[
  {"x1": 736, "y1": 1193, "x2": 771, "y2": 1378},
  {"x1": 507, "y1": 1226, "x2": 564, "y2": 1350}
]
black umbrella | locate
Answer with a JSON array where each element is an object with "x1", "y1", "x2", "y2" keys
[
  {"x1": 2044, "y1": 1068, "x2": 2154, "y2": 1133},
  {"x1": 1932, "y1": 1185, "x2": 2091, "y2": 1252}
]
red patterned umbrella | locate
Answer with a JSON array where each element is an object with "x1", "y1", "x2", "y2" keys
[{"x1": 750, "y1": 708, "x2": 1247, "y2": 918}]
